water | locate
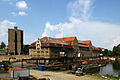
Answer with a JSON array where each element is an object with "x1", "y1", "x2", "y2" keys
[{"x1": 98, "y1": 62, "x2": 120, "y2": 77}]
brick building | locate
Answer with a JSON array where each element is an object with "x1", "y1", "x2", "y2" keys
[
  {"x1": 78, "y1": 40, "x2": 93, "y2": 58},
  {"x1": 29, "y1": 37, "x2": 73, "y2": 58},
  {"x1": 8, "y1": 26, "x2": 23, "y2": 55},
  {"x1": 29, "y1": 36, "x2": 100, "y2": 60},
  {"x1": 58, "y1": 37, "x2": 80, "y2": 57},
  {"x1": 92, "y1": 46, "x2": 100, "y2": 57}
]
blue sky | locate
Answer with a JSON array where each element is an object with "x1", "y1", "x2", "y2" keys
[{"x1": 0, "y1": 0, "x2": 120, "y2": 49}]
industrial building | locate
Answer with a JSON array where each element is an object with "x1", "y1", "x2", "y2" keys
[
  {"x1": 29, "y1": 37, "x2": 73, "y2": 59},
  {"x1": 8, "y1": 26, "x2": 23, "y2": 55},
  {"x1": 29, "y1": 36, "x2": 100, "y2": 59}
]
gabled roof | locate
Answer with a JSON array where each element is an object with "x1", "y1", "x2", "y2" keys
[
  {"x1": 92, "y1": 46, "x2": 100, "y2": 51},
  {"x1": 78, "y1": 40, "x2": 91, "y2": 47},
  {"x1": 29, "y1": 42, "x2": 36, "y2": 48},
  {"x1": 81, "y1": 40, "x2": 91, "y2": 45},
  {"x1": 97, "y1": 47, "x2": 104, "y2": 50},
  {"x1": 58, "y1": 37, "x2": 77, "y2": 45},
  {"x1": 29, "y1": 37, "x2": 71, "y2": 48},
  {"x1": 58, "y1": 37, "x2": 76, "y2": 41},
  {"x1": 40, "y1": 37, "x2": 69, "y2": 45}
]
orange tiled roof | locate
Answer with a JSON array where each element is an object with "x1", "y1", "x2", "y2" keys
[
  {"x1": 97, "y1": 47, "x2": 104, "y2": 50},
  {"x1": 92, "y1": 46, "x2": 100, "y2": 51},
  {"x1": 58, "y1": 37, "x2": 76, "y2": 45},
  {"x1": 78, "y1": 40, "x2": 91, "y2": 47},
  {"x1": 79, "y1": 44, "x2": 89, "y2": 47},
  {"x1": 58, "y1": 37, "x2": 76, "y2": 41},
  {"x1": 82, "y1": 40, "x2": 91, "y2": 45}
]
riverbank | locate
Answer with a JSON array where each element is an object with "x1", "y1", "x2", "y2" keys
[
  {"x1": 30, "y1": 70, "x2": 110, "y2": 80},
  {"x1": 91, "y1": 73, "x2": 120, "y2": 80}
]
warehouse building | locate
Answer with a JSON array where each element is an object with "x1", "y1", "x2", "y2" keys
[{"x1": 29, "y1": 37, "x2": 73, "y2": 58}]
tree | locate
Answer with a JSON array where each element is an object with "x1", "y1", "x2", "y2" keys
[
  {"x1": 113, "y1": 46, "x2": 120, "y2": 56},
  {"x1": 0, "y1": 42, "x2": 6, "y2": 49},
  {"x1": 23, "y1": 45, "x2": 29, "y2": 55},
  {"x1": 102, "y1": 49, "x2": 113, "y2": 57}
]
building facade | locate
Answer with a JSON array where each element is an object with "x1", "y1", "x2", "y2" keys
[
  {"x1": 8, "y1": 26, "x2": 23, "y2": 55},
  {"x1": 29, "y1": 37, "x2": 73, "y2": 58},
  {"x1": 29, "y1": 36, "x2": 101, "y2": 61},
  {"x1": 78, "y1": 40, "x2": 93, "y2": 58},
  {"x1": 58, "y1": 37, "x2": 80, "y2": 57}
]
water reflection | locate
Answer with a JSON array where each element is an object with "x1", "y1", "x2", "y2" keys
[
  {"x1": 112, "y1": 61, "x2": 120, "y2": 70},
  {"x1": 98, "y1": 62, "x2": 120, "y2": 77}
]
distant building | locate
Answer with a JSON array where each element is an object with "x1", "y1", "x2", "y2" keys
[
  {"x1": 0, "y1": 49, "x2": 7, "y2": 55},
  {"x1": 8, "y1": 26, "x2": 23, "y2": 55},
  {"x1": 92, "y1": 46, "x2": 100, "y2": 57}
]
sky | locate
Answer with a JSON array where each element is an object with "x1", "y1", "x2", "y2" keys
[{"x1": 0, "y1": 0, "x2": 120, "y2": 49}]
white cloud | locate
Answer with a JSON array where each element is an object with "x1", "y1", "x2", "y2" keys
[
  {"x1": 68, "y1": 0, "x2": 93, "y2": 21},
  {"x1": 18, "y1": 11, "x2": 27, "y2": 16},
  {"x1": 16, "y1": 1, "x2": 28, "y2": 9},
  {"x1": 0, "y1": 20, "x2": 16, "y2": 44},
  {"x1": 10, "y1": 12, "x2": 16, "y2": 16},
  {"x1": 42, "y1": 0, "x2": 120, "y2": 49},
  {"x1": 113, "y1": 37, "x2": 120, "y2": 47}
]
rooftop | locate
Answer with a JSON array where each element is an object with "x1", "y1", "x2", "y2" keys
[{"x1": 78, "y1": 40, "x2": 91, "y2": 47}]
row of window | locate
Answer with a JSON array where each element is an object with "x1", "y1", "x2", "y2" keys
[
  {"x1": 30, "y1": 50, "x2": 48, "y2": 53},
  {"x1": 37, "y1": 48, "x2": 48, "y2": 50},
  {"x1": 30, "y1": 55, "x2": 49, "y2": 57},
  {"x1": 37, "y1": 51, "x2": 48, "y2": 53}
]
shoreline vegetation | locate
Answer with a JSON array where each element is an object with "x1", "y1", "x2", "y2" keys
[
  {"x1": 90, "y1": 73, "x2": 120, "y2": 80},
  {"x1": 51, "y1": 70, "x2": 120, "y2": 80}
]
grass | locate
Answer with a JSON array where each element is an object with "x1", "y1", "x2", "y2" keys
[
  {"x1": 89, "y1": 73, "x2": 120, "y2": 80},
  {"x1": 47, "y1": 70, "x2": 120, "y2": 80}
]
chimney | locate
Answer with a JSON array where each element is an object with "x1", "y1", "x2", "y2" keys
[{"x1": 14, "y1": 26, "x2": 18, "y2": 30}]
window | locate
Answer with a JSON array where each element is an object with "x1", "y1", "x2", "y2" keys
[
  {"x1": 46, "y1": 55, "x2": 49, "y2": 56},
  {"x1": 41, "y1": 51, "x2": 44, "y2": 53},
  {"x1": 38, "y1": 41, "x2": 39, "y2": 43},
  {"x1": 37, "y1": 44, "x2": 40, "y2": 46},
  {"x1": 37, "y1": 48, "x2": 40, "y2": 50},
  {"x1": 46, "y1": 51, "x2": 48, "y2": 53},
  {"x1": 37, "y1": 51, "x2": 40, "y2": 53}
]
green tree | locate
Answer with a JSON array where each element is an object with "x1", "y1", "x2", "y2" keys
[
  {"x1": 102, "y1": 49, "x2": 113, "y2": 57},
  {"x1": 0, "y1": 42, "x2": 6, "y2": 49},
  {"x1": 113, "y1": 46, "x2": 120, "y2": 56},
  {"x1": 102, "y1": 49, "x2": 108, "y2": 56},
  {"x1": 23, "y1": 45, "x2": 29, "y2": 55}
]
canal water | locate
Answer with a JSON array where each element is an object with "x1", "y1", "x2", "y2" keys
[{"x1": 97, "y1": 61, "x2": 120, "y2": 77}]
